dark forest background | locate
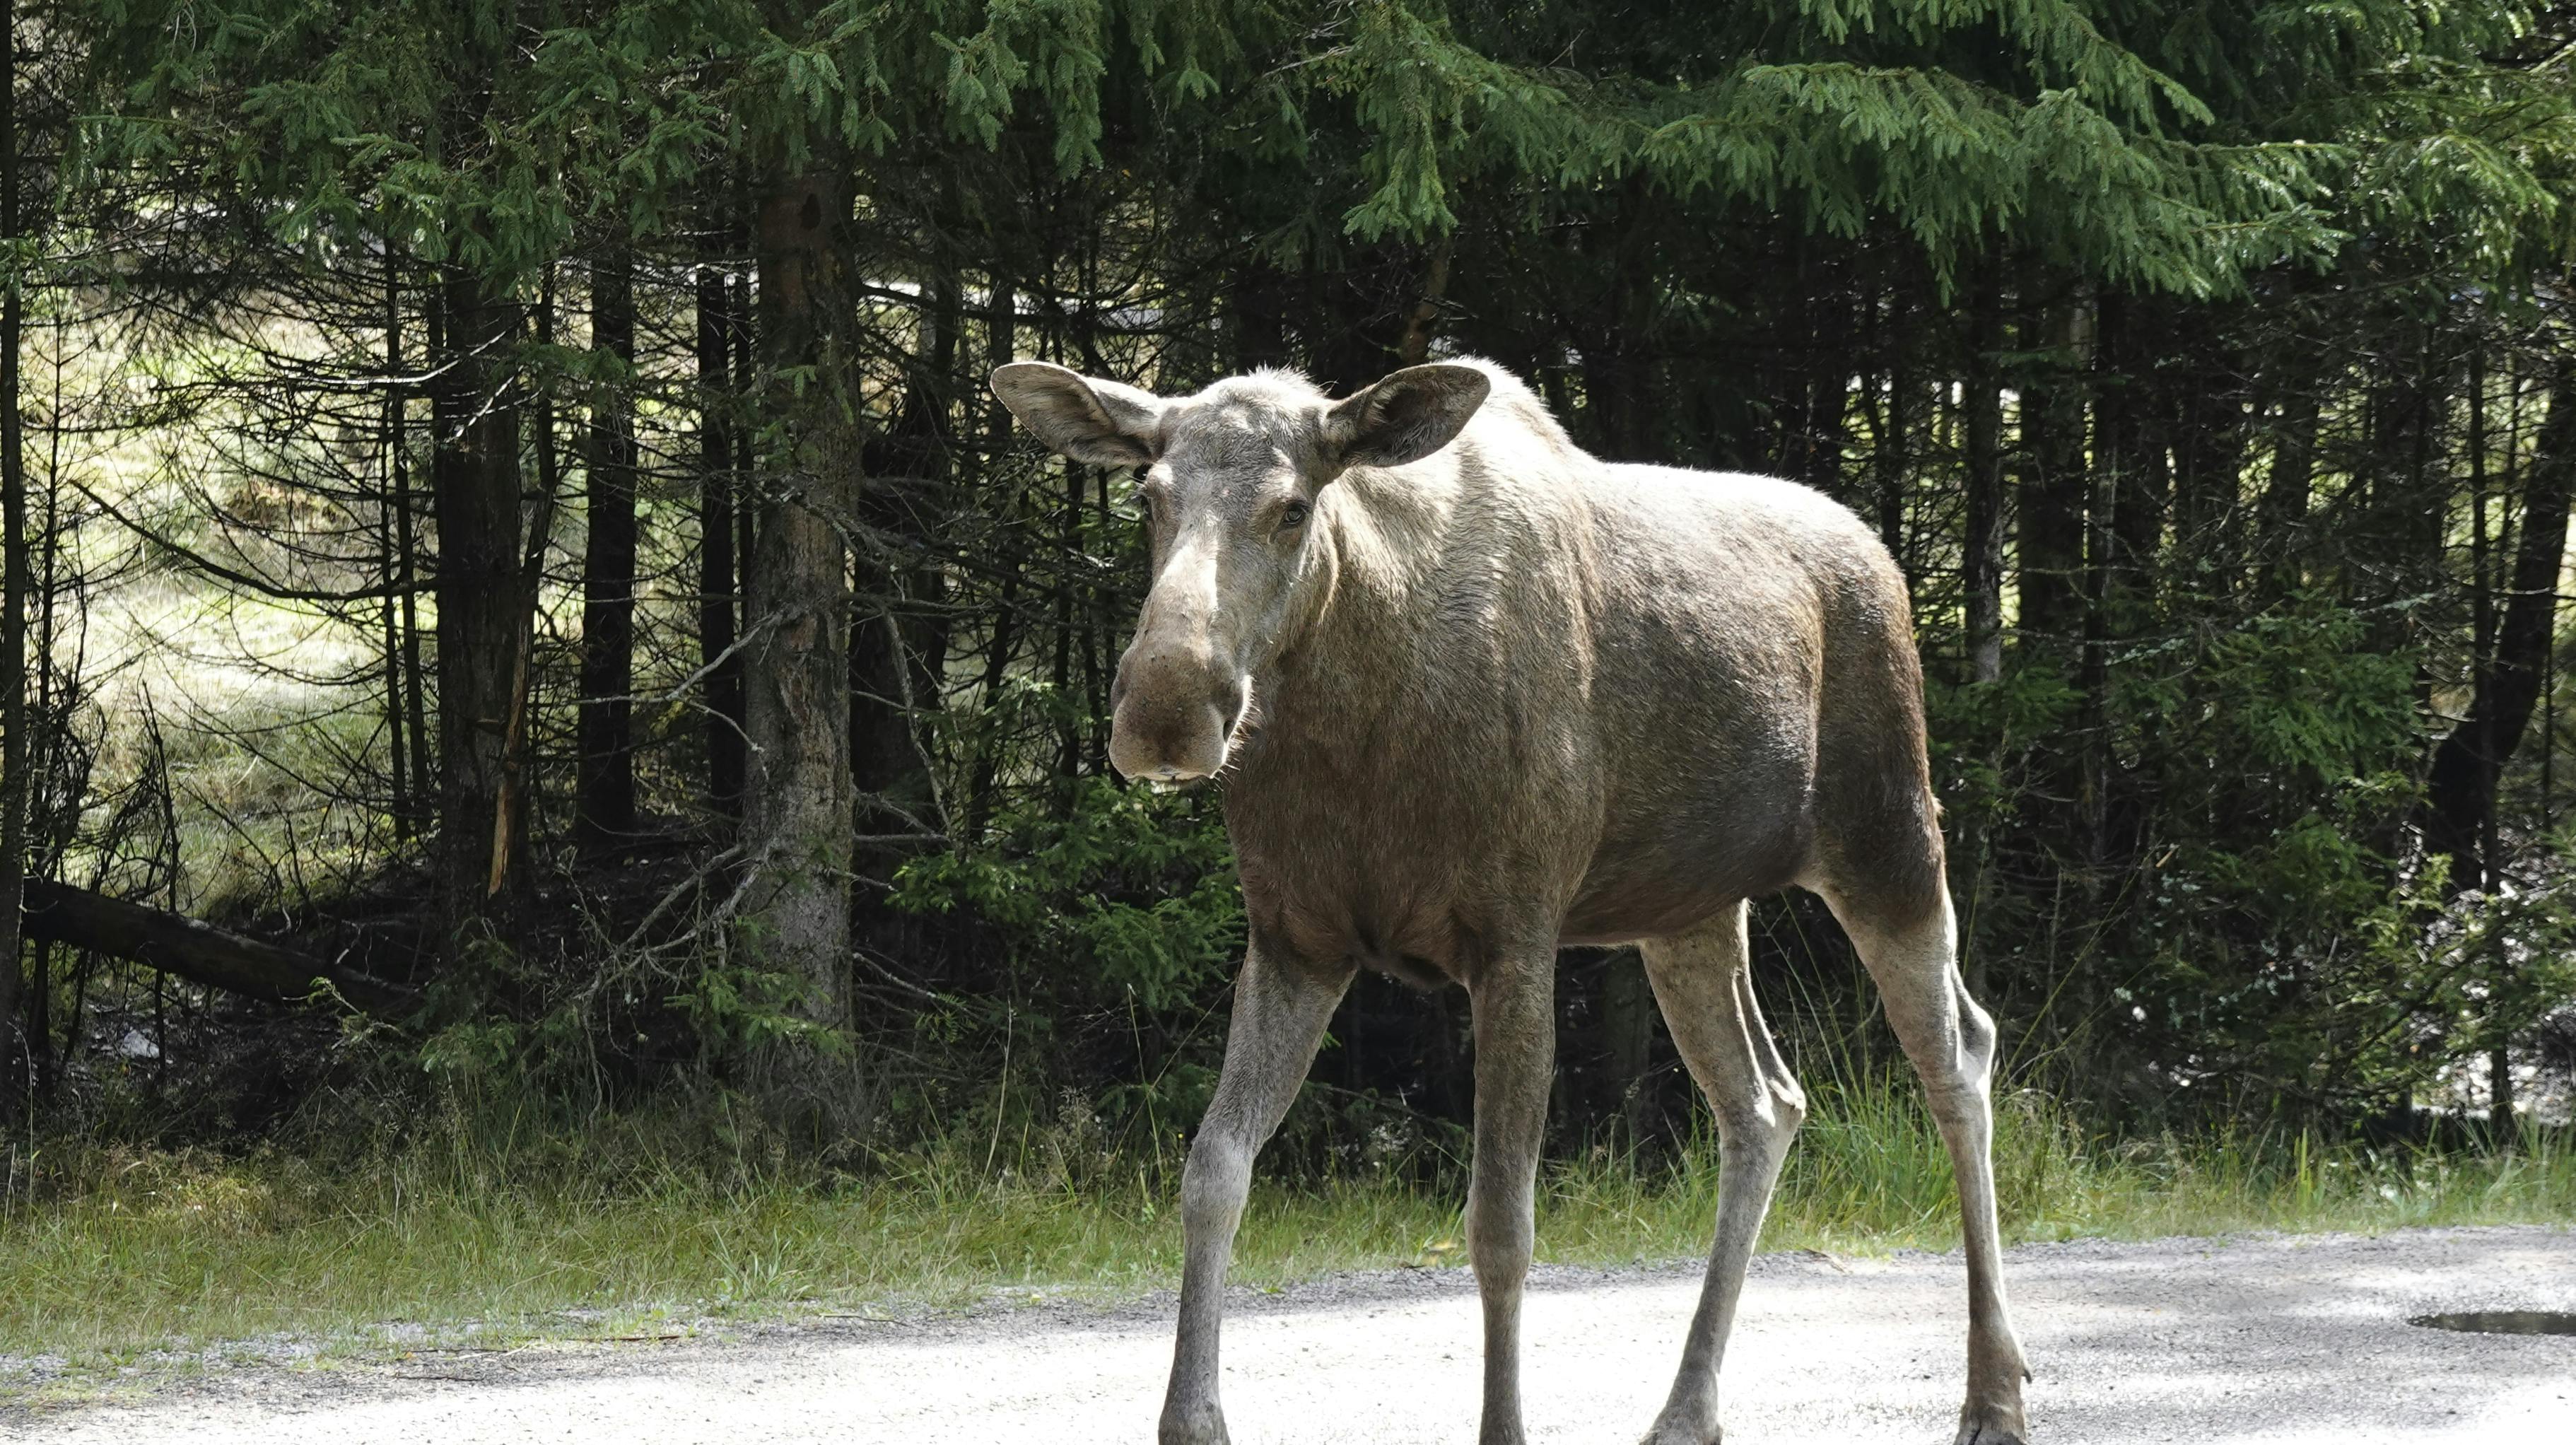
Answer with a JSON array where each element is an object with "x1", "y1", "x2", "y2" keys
[{"x1": 4, "y1": 0, "x2": 2576, "y2": 1169}]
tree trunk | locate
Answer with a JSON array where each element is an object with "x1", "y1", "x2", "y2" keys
[
  {"x1": 1233, "y1": 257, "x2": 1294, "y2": 371},
  {"x1": 851, "y1": 262, "x2": 952, "y2": 841},
  {"x1": 962, "y1": 272, "x2": 1021, "y2": 838},
  {"x1": 432, "y1": 267, "x2": 527, "y2": 947},
  {"x1": 2018, "y1": 285, "x2": 2090, "y2": 655},
  {"x1": 744, "y1": 168, "x2": 860, "y2": 1138},
  {"x1": 2426, "y1": 356, "x2": 2576, "y2": 877},
  {"x1": 399, "y1": 295, "x2": 433, "y2": 831},
  {"x1": 578, "y1": 242, "x2": 639, "y2": 861},
  {"x1": 2171, "y1": 320, "x2": 2254, "y2": 592},
  {"x1": 2362, "y1": 329, "x2": 2447, "y2": 665},
  {"x1": 1788, "y1": 257, "x2": 1852, "y2": 497},
  {"x1": 2257, "y1": 358, "x2": 2324, "y2": 593},
  {"x1": 2490, "y1": 1045, "x2": 2514, "y2": 1132},
  {"x1": 1873, "y1": 281, "x2": 1912, "y2": 573},
  {"x1": 1962, "y1": 267, "x2": 2007, "y2": 684},
  {"x1": 1395, "y1": 240, "x2": 1453, "y2": 368},
  {"x1": 490, "y1": 285, "x2": 561, "y2": 902},
  {"x1": 1601, "y1": 949, "x2": 1656, "y2": 1145},
  {"x1": 0, "y1": 5, "x2": 29, "y2": 1114},
  {"x1": 380, "y1": 262, "x2": 414, "y2": 838},
  {"x1": 697, "y1": 256, "x2": 746, "y2": 818},
  {"x1": 906, "y1": 270, "x2": 959, "y2": 769},
  {"x1": 733, "y1": 263, "x2": 757, "y2": 736},
  {"x1": 19, "y1": 880, "x2": 411, "y2": 1018},
  {"x1": 2108, "y1": 295, "x2": 2169, "y2": 623},
  {"x1": 2076, "y1": 294, "x2": 2126, "y2": 891}
]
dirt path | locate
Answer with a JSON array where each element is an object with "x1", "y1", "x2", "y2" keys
[{"x1": 13, "y1": 1226, "x2": 2573, "y2": 1443}]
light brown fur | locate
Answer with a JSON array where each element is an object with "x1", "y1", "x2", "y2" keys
[{"x1": 992, "y1": 356, "x2": 2030, "y2": 1445}]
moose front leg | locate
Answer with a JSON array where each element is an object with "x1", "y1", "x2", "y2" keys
[
  {"x1": 1161, "y1": 937, "x2": 1353, "y2": 1445},
  {"x1": 1466, "y1": 959, "x2": 1558, "y2": 1445}
]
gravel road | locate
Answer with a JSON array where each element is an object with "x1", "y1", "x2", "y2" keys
[{"x1": 11, "y1": 1226, "x2": 2572, "y2": 1443}]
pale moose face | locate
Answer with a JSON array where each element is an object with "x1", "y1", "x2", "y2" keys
[{"x1": 990, "y1": 360, "x2": 1489, "y2": 785}]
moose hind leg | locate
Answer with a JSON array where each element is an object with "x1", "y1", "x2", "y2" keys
[
  {"x1": 1635, "y1": 903, "x2": 1805, "y2": 1445},
  {"x1": 1161, "y1": 939, "x2": 1354, "y2": 1445},
  {"x1": 1828, "y1": 888, "x2": 2029, "y2": 1445}
]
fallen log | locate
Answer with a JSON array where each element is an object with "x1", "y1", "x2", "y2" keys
[{"x1": 19, "y1": 879, "x2": 413, "y2": 1018}]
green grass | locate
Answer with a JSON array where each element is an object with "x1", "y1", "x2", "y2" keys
[{"x1": 2, "y1": 1078, "x2": 2570, "y2": 1400}]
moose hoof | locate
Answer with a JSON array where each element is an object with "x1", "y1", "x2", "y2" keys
[
  {"x1": 1637, "y1": 1407, "x2": 1721, "y2": 1445},
  {"x1": 1159, "y1": 1404, "x2": 1231, "y2": 1445},
  {"x1": 1954, "y1": 1403, "x2": 2028, "y2": 1445}
]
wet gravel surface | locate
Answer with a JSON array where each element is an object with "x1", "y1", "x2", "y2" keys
[{"x1": 6, "y1": 1225, "x2": 2572, "y2": 1442}]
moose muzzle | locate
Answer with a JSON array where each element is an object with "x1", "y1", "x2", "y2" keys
[{"x1": 1108, "y1": 643, "x2": 1247, "y2": 785}]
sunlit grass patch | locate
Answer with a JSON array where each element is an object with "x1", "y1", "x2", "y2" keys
[
  {"x1": 62, "y1": 571, "x2": 402, "y2": 911},
  {"x1": 4, "y1": 1085, "x2": 2568, "y2": 1400}
]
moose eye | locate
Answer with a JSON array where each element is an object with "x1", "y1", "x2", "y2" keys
[{"x1": 1279, "y1": 501, "x2": 1311, "y2": 530}]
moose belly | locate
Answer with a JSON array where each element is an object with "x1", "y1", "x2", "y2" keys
[
  {"x1": 1229, "y1": 768, "x2": 1804, "y2": 971},
  {"x1": 1557, "y1": 841, "x2": 1798, "y2": 944},
  {"x1": 1558, "y1": 766, "x2": 1817, "y2": 944},
  {"x1": 1235, "y1": 836, "x2": 1488, "y2": 985}
]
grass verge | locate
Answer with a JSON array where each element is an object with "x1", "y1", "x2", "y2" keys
[{"x1": 2, "y1": 1077, "x2": 2570, "y2": 1401}]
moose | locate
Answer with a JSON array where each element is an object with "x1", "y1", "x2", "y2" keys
[{"x1": 990, "y1": 356, "x2": 2030, "y2": 1445}]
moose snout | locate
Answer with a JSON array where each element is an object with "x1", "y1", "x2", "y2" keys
[{"x1": 1108, "y1": 645, "x2": 1247, "y2": 785}]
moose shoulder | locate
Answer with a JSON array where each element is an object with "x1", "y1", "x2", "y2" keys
[{"x1": 991, "y1": 356, "x2": 2029, "y2": 1445}]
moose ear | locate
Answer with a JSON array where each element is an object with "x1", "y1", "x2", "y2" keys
[
  {"x1": 1323, "y1": 363, "x2": 1491, "y2": 471},
  {"x1": 990, "y1": 361, "x2": 1166, "y2": 467}
]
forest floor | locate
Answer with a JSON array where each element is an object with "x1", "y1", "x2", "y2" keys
[{"x1": 4, "y1": 1225, "x2": 2569, "y2": 1443}]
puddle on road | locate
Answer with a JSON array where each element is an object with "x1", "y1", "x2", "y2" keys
[{"x1": 2408, "y1": 1311, "x2": 2576, "y2": 1336}]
